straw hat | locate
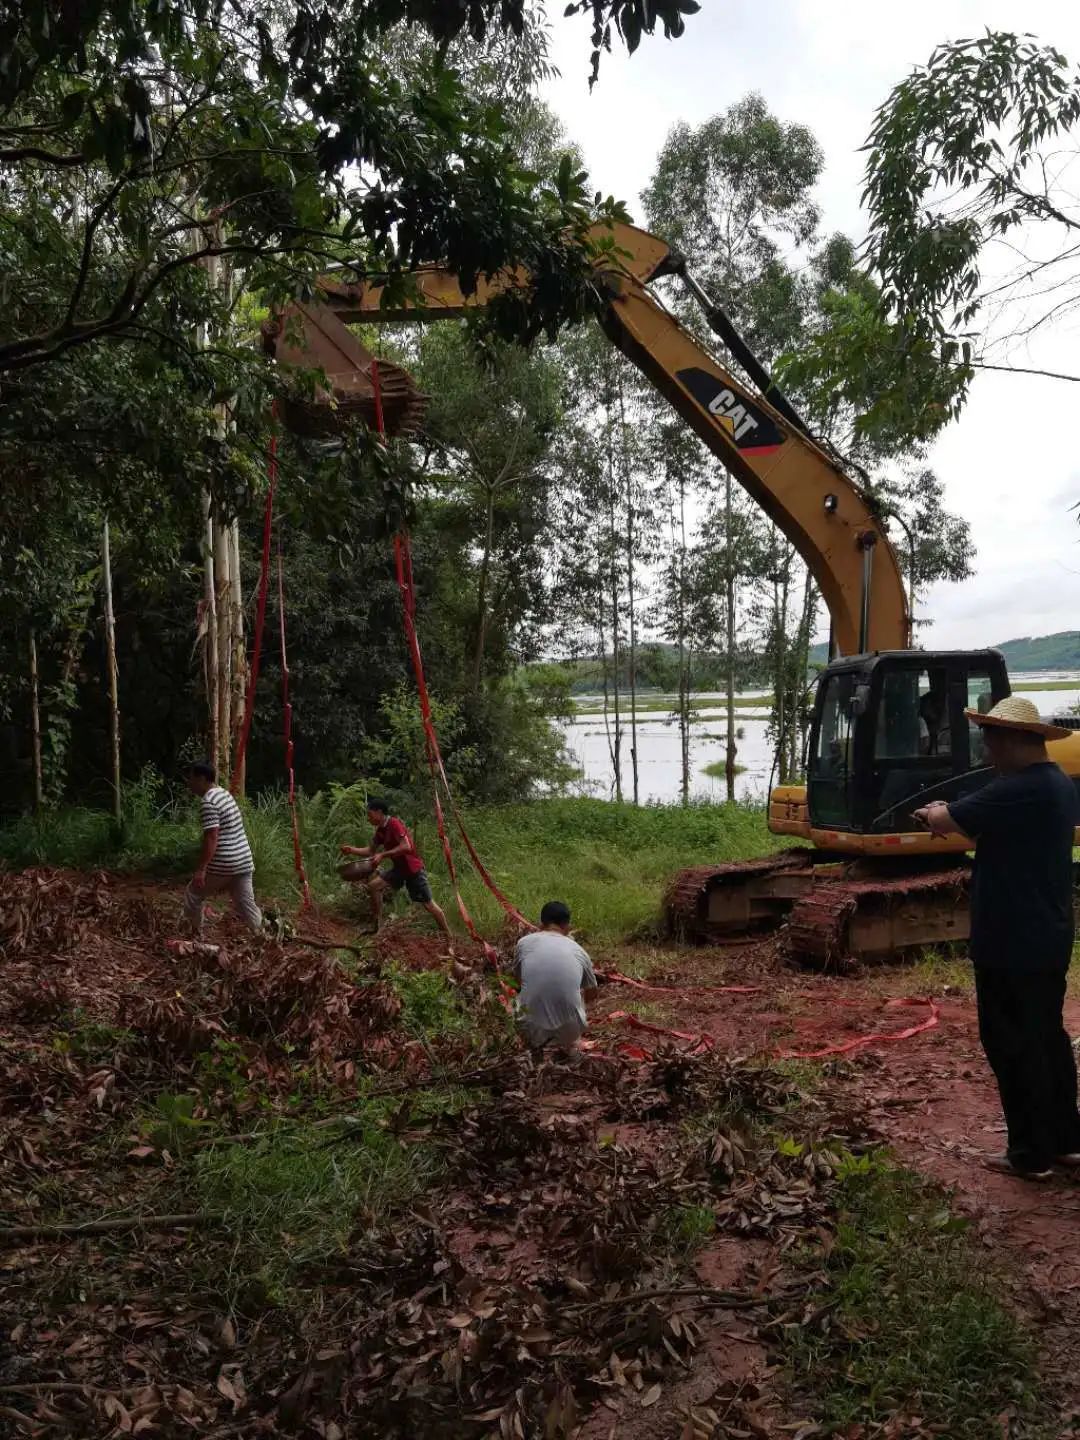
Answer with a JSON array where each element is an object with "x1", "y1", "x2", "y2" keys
[{"x1": 964, "y1": 695, "x2": 1072, "y2": 741}]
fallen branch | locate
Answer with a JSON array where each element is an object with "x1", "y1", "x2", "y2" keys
[
  {"x1": 0, "y1": 1406, "x2": 36, "y2": 1433},
  {"x1": 0, "y1": 1383, "x2": 128, "y2": 1396},
  {"x1": 570, "y1": 1285, "x2": 762, "y2": 1311},
  {"x1": 284, "y1": 934, "x2": 366, "y2": 957},
  {"x1": 0, "y1": 1212, "x2": 223, "y2": 1243},
  {"x1": 192, "y1": 1058, "x2": 518, "y2": 1149}
]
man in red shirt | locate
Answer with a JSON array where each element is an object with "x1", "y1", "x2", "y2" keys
[{"x1": 339, "y1": 798, "x2": 451, "y2": 938}]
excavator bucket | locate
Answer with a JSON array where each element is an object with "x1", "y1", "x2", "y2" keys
[{"x1": 261, "y1": 302, "x2": 427, "y2": 439}]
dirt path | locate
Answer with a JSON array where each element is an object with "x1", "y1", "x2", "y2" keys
[{"x1": 588, "y1": 937, "x2": 1080, "y2": 1420}]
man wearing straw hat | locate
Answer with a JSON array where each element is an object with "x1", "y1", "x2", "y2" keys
[{"x1": 915, "y1": 697, "x2": 1080, "y2": 1181}]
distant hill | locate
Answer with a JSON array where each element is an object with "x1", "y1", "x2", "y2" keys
[
  {"x1": 541, "y1": 632, "x2": 1080, "y2": 695},
  {"x1": 809, "y1": 632, "x2": 1080, "y2": 672},
  {"x1": 991, "y1": 632, "x2": 1080, "y2": 671}
]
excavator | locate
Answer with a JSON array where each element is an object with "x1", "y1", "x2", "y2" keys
[{"x1": 262, "y1": 221, "x2": 1080, "y2": 965}]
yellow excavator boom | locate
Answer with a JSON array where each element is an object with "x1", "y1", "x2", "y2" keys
[{"x1": 322, "y1": 222, "x2": 911, "y2": 658}]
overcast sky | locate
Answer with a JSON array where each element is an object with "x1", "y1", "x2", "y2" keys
[{"x1": 541, "y1": 1, "x2": 1080, "y2": 651}]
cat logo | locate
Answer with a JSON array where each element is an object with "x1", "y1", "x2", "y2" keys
[{"x1": 675, "y1": 367, "x2": 784, "y2": 456}]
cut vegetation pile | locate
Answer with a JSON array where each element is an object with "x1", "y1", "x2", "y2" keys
[{"x1": 0, "y1": 869, "x2": 1048, "y2": 1438}]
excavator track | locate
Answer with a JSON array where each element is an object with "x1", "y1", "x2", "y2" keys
[
  {"x1": 785, "y1": 866, "x2": 970, "y2": 970},
  {"x1": 664, "y1": 849, "x2": 818, "y2": 942},
  {"x1": 666, "y1": 852, "x2": 972, "y2": 967}
]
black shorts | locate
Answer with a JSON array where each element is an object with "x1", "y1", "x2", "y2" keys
[{"x1": 383, "y1": 867, "x2": 433, "y2": 904}]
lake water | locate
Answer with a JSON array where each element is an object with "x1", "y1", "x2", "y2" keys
[{"x1": 561, "y1": 674, "x2": 1080, "y2": 805}]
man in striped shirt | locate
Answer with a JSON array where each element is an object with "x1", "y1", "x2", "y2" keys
[{"x1": 183, "y1": 762, "x2": 263, "y2": 935}]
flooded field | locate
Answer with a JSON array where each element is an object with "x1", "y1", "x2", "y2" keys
[{"x1": 562, "y1": 676, "x2": 1080, "y2": 804}]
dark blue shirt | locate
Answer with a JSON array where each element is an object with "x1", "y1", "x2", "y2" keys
[{"x1": 948, "y1": 762, "x2": 1078, "y2": 971}]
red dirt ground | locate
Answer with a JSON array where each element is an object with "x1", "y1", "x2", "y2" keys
[
  {"x1": 588, "y1": 937, "x2": 1080, "y2": 1420},
  {"x1": 7, "y1": 867, "x2": 1080, "y2": 1433}
]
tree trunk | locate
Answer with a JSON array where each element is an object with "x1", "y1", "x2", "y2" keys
[
  {"x1": 619, "y1": 380, "x2": 639, "y2": 806},
  {"x1": 678, "y1": 474, "x2": 690, "y2": 806},
  {"x1": 724, "y1": 471, "x2": 737, "y2": 804},
  {"x1": 597, "y1": 610, "x2": 617, "y2": 795},
  {"x1": 28, "y1": 628, "x2": 43, "y2": 813},
  {"x1": 228, "y1": 520, "x2": 247, "y2": 795},
  {"x1": 790, "y1": 567, "x2": 817, "y2": 779},
  {"x1": 214, "y1": 515, "x2": 232, "y2": 778},
  {"x1": 101, "y1": 518, "x2": 122, "y2": 824},
  {"x1": 607, "y1": 480, "x2": 622, "y2": 804},
  {"x1": 472, "y1": 486, "x2": 495, "y2": 693},
  {"x1": 771, "y1": 537, "x2": 791, "y2": 785},
  {"x1": 201, "y1": 494, "x2": 219, "y2": 771}
]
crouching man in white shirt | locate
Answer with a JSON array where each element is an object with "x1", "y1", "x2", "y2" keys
[{"x1": 512, "y1": 900, "x2": 597, "y2": 1060}]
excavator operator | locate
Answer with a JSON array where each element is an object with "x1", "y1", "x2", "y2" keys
[{"x1": 917, "y1": 681, "x2": 950, "y2": 757}]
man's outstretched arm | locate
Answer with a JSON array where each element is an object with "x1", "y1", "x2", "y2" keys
[{"x1": 912, "y1": 800, "x2": 970, "y2": 838}]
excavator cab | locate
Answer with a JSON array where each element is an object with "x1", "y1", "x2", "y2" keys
[{"x1": 807, "y1": 650, "x2": 1010, "y2": 835}]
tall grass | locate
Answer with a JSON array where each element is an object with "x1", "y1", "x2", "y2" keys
[
  {"x1": 786, "y1": 1151, "x2": 1040, "y2": 1435},
  {"x1": 0, "y1": 776, "x2": 783, "y2": 940},
  {"x1": 192, "y1": 1118, "x2": 443, "y2": 1299},
  {"x1": 0, "y1": 768, "x2": 197, "y2": 875},
  {"x1": 415, "y1": 797, "x2": 781, "y2": 939}
]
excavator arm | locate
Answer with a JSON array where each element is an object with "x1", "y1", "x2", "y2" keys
[
  {"x1": 319, "y1": 221, "x2": 911, "y2": 657},
  {"x1": 276, "y1": 221, "x2": 1080, "y2": 965}
]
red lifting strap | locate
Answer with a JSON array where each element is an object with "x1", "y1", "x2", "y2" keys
[
  {"x1": 590, "y1": 994, "x2": 940, "y2": 1063},
  {"x1": 370, "y1": 357, "x2": 531, "y2": 986},
  {"x1": 393, "y1": 533, "x2": 532, "y2": 930}
]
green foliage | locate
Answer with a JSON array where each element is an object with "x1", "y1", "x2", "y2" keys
[
  {"x1": 992, "y1": 631, "x2": 1080, "y2": 672},
  {"x1": 53, "y1": 1012, "x2": 134, "y2": 1063},
  {"x1": 147, "y1": 1092, "x2": 208, "y2": 1155},
  {"x1": 0, "y1": 0, "x2": 698, "y2": 815},
  {"x1": 641, "y1": 89, "x2": 966, "y2": 458},
  {"x1": 193, "y1": 1120, "x2": 441, "y2": 1295},
  {"x1": 854, "y1": 32, "x2": 1080, "y2": 440},
  {"x1": 528, "y1": 645, "x2": 771, "y2": 696},
  {"x1": 195, "y1": 1038, "x2": 259, "y2": 1107},
  {"x1": 644, "y1": 93, "x2": 824, "y2": 363},
  {"x1": 866, "y1": 32, "x2": 1080, "y2": 329},
  {"x1": 0, "y1": 767, "x2": 197, "y2": 870},
  {"x1": 418, "y1": 796, "x2": 781, "y2": 938},
  {"x1": 905, "y1": 948, "x2": 974, "y2": 996},
  {"x1": 658, "y1": 1202, "x2": 716, "y2": 1255},
  {"x1": 639, "y1": 96, "x2": 835, "y2": 793},
  {"x1": 700, "y1": 760, "x2": 745, "y2": 779},
  {"x1": 390, "y1": 969, "x2": 471, "y2": 1041},
  {"x1": 353, "y1": 675, "x2": 576, "y2": 810},
  {"x1": 407, "y1": 323, "x2": 565, "y2": 690},
  {"x1": 787, "y1": 1151, "x2": 1040, "y2": 1434},
  {"x1": 358, "y1": 681, "x2": 478, "y2": 801},
  {"x1": 867, "y1": 466, "x2": 976, "y2": 624},
  {"x1": 563, "y1": 0, "x2": 700, "y2": 85},
  {"x1": 0, "y1": 1, "x2": 667, "y2": 376},
  {"x1": 774, "y1": 283, "x2": 968, "y2": 455},
  {"x1": 808, "y1": 629, "x2": 1080, "y2": 675}
]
